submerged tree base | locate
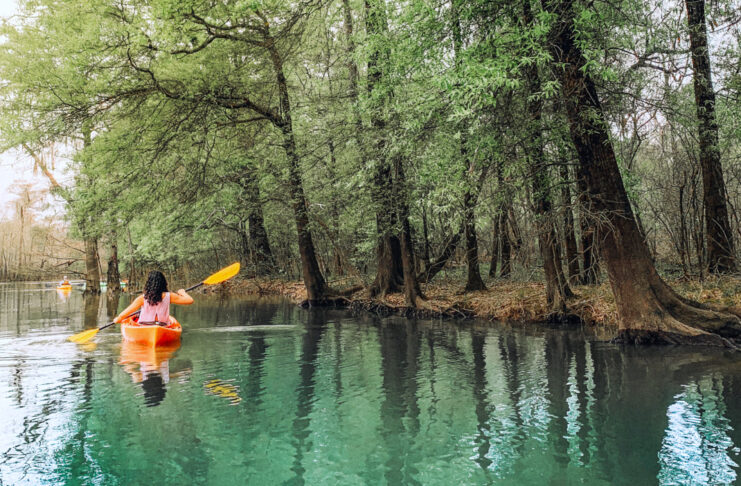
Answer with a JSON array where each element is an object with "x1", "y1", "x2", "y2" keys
[{"x1": 612, "y1": 329, "x2": 736, "y2": 348}]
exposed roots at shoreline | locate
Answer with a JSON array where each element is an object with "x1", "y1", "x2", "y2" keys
[
  {"x1": 228, "y1": 278, "x2": 593, "y2": 325},
  {"x1": 607, "y1": 274, "x2": 741, "y2": 347},
  {"x1": 222, "y1": 275, "x2": 741, "y2": 348},
  {"x1": 613, "y1": 329, "x2": 737, "y2": 349}
]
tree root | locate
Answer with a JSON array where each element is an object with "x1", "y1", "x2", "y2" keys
[
  {"x1": 608, "y1": 274, "x2": 741, "y2": 348},
  {"x1": 343, "y1": 298, "x2": 475, "y2": 320},
  {"x1": 335, "y1": 284, "x2": 364, "y2": 297},
  {"x1": 298, "y1": 286, "x2": 360, "y2": 308},
  {"x1": 613, "y1": 329, "x2": 737, "y2": 349},
  {"x1": 543, "y1": 311, "x2": 583, "y2": 326},
  {"x1": 656, "y1": 285, "x2": 741, "y2": 338}
]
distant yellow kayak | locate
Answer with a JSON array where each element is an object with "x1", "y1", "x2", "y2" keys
[{"x1": 56, "y1": 284, "x2": 72, "y2": 291}]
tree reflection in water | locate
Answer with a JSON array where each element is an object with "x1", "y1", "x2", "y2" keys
[
  {"x1": 658, "y1": 376, "x2": 738, "y2": 485},
  {"x1": 4, "y1": 289, "x2": 741, "y2": 485}
]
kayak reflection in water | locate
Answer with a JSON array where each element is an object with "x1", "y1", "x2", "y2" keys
[
  {"x1": 114, "y1": 270, "x2": 194, "y2": 325},
  {"x1": 120, "y1": 341, "x2": 191, "y2": 407},
  {"x1": 120, "y1": 346, "x2": 170, "y2": 407}
]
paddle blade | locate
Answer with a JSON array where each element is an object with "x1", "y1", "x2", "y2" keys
[
  {"x1": 203, "y1": 262, "x2": 240, "y2": 285},
  {"x1": 68, "y1": 328, "x2": 100, "y2": 344}
]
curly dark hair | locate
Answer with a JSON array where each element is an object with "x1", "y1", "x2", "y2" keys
[{"x1": 143, "y1": 271, "x2": 168, "y2": 305}]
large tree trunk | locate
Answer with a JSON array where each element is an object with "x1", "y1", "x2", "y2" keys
[
  {"x1": 106, "y1": 231, "x2": 121, "y2": 293},
  {"x1": 236, "y1": 163, "x2": 276, "y2": 276},
  {"x1": 368, "y1": 151, "x2": 404, "y2": 297},
  {"x1": 80, "y1": 125, "x2": 101, "y2": 296},
  {"x1": 394, "y1": 156, "x2": 423, "y2": 305},
  {"x1": 344, "y1": 0, "x2": 403, "y2": 293},
  {"x1": 452, "y1": 0, "x2": 486, "y2": 292},
  {"x1": 281, "y1": 126, "x2": 328, "y2": 302},
  {"x1": 371, "y1": 233, "x2": 405, "y2": 297},
  {"x1": 268, "y1": 43, "x2": 327, "y2": 303},
  {"x1": 246, "y1": 182, "x2": 275, "y2": 276},
  {"x1": 685, "y1": 0, "x2": 735, "y2": 273},
  {"x1": 547, "y1": 0, "x2": 741, "y2": 344},
  {"x1": 560, "y1": 163, "x2": 581, "y2": 285},
  {"x1": 463, "y1": 190, "x2": 487, "y2": 291},
  {"x1": 248, "y1": 206, "x2": 275, "y2": 276},
  {"x1": 84, "y1": 237, "x2": 101, "y2": 295},
  {"x1": 523, "y1": 1, "x2": 571, "y2": 312},
  {"x1": 367, "y1": 133, "x2": 404, "y2": 297},
  {"x1": 366, "y1": 0, "x2": 406, "y2": 298}
]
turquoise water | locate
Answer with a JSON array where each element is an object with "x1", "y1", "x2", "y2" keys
[{"x1": 1, "y1": 282, "x2": 740, "y2": 485}]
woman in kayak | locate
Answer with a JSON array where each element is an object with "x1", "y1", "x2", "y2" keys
[{"x1": 114, "y1": 270, "x2": 193, "y2": 326}]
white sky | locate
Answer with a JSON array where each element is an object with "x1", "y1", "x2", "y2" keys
[
  {"x1": 0, "y1": 150, "x2": 70, "y2": 219},
  {"x1": 0, "y1": 0, "x2": 70, "y2": 218},
  {"x1": 0, "y1": 0, "x2": 16, "y2": 18}
]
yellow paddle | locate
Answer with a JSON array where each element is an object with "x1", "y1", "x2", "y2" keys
[{"x1": 68, "y1": 262, "x2": 241, "y2": 344}]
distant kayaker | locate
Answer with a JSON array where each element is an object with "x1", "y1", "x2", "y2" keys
[
  {"x1": 114, "y1": 270, "x2": 194, "y2": 326},
  {"x1": 59, "y1": 275, "x2": 69, "y2": 286}
]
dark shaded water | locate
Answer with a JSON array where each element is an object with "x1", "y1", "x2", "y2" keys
[{"x1": 1, "y1": 282, "x2": 740, "y2": 485}]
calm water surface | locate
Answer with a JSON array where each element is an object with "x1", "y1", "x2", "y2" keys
[{"x1": 1, "y1": 282, "x2": 741, "y2": 485}]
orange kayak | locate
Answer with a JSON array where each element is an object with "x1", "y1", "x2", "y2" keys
[
  {"x1": 56, "y1": 284, "x2": 72, "y2": 290},
  {"x1": 120, "y1": 315, "x2": 182, "y2": 347}
]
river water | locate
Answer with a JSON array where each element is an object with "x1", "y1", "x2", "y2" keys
[{"x1": 1, "y1": 281, "x2": 740, "y2": 485}]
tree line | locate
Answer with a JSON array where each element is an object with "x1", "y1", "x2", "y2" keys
[{"x1": 1, "y1": 0, "x2": 740, "y2": 343}]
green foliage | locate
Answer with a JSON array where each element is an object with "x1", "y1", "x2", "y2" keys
[{"x1": 0, "y1": 0, "x2": 739, "y2": 283}]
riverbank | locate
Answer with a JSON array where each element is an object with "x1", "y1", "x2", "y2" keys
[
  {"x1": 221, "y1": 274, "x2": 741, "y2": 328},
  {"x1": 223, "y1": 277, "x2": 613, "y2": 324}
]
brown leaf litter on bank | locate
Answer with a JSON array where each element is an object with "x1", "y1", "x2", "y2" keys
[{"x1": 224, "y1": 275, "x2": 741, "y2": 328}]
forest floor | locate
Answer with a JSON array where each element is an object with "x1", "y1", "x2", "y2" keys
[{"x1": 220, "y1": 271, "x2": 741, "y2": 328}]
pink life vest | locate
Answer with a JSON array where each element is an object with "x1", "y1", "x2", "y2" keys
[{"x1": 139, "y1": 292, "x2": 171, "y2": 324}]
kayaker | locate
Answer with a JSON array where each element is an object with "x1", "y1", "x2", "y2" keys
[
  {"x1": 114, "y1": 270, "x2": 194, "y2": 326},
  {"x1": 59, "y1": 275, "x2": 69, "y2": 286}
]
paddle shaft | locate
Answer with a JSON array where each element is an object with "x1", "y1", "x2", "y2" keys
[{"x1": 97, "y1": 310, "x2": 141, "y2": 333}]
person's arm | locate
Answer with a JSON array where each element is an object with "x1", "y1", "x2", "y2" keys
[
  {"x1": 114, "y1": 295, "x2": 144, "y2": 323},
  {"x1": 170, "y1": 289, "x2": 194, "y2": 305}
]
